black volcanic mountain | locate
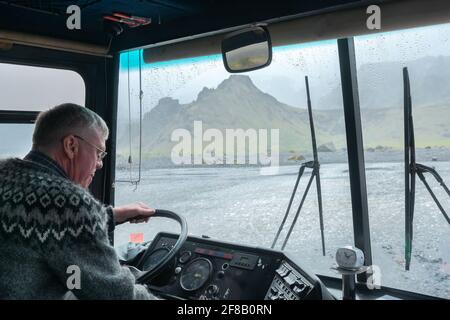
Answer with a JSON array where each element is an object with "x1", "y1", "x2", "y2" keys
[
  {"x1": 123, "y1": 75, "x2": 340, "y2": 158},
  {"x1": 117, "y1": 74, "x2": 450, "y2": 160}
]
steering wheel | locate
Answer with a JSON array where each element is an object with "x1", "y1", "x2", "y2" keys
[{"x1": 135, "y1": 209, "x2": 188, "y2": 284}]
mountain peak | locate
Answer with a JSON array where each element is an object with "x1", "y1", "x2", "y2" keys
[
  {"x1": 157, "y1": 97, "x2": 180, "y2": 106},
  {"x1": 144, "y1": 97, "x2": 181, "y2": 120},
  {"x1": 194, "y1": 75, "x2": 264, "y2": 103},
  {"x1": 217, "y1": 75, "x2": 258, "y2": 91},
  {"x1": 197, "y1": 86, "x2": 214, "y2": 101}
]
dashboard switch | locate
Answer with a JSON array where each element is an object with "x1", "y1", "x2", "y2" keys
[
  {"x1": 206, "y1": 285, "x2": 219, "y2": 296},
  {"x1": 276, "y1": 266, "x2": 291, "y2": 277}
]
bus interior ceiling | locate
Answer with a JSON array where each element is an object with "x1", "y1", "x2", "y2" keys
[{"x1": 0, "y1": 1, "x2": 379, "y2": 52}]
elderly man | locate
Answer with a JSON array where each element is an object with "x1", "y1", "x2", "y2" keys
[{"x1": 0, "y1": 103, "x2": 155, "y2": 299}]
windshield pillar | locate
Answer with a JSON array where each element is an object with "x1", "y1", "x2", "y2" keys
[{"x1": 338, "y1": 37, "x2": 372, "y2": 283}]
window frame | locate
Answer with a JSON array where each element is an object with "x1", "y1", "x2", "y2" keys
[
  {"x1": 337, "y1": 37, "x2": 372, "y2": 283},
  {"x1": 0, "y1": 110, "x2": 39, "y2": 124}
]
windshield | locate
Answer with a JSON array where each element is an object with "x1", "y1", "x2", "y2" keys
[
  {"x1": 114, "y1": 22, "x2": 450, "y2": 299},
  {"x1": 354, "y1": 23, "x2": 450, "y2": 299},
  {"x1": 114, "y1": 40, "x2": 353, "y2": 280}
]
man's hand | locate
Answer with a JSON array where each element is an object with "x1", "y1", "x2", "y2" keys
[{"x1": 113, "y1": 202, "x2": 155, "y2": 224}]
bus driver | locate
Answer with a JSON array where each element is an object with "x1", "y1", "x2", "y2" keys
[{"x1": 0, "y1": 103, "x2": 155, "y2": 299}]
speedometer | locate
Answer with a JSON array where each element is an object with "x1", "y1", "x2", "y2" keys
[{"x1": 180, "y1": 258, "x2": 213, "y2": 291}]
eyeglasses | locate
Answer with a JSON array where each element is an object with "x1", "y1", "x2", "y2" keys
[{"x1": 74, "y1": 135, "x2": 107, "y2": 161}]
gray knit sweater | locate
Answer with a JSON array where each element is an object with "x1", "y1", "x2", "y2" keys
[{"x1": 0, "y1": 158, "x2": 152, "y2": 299}]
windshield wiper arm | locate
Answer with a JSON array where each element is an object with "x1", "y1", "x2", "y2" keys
[
  {"x1": 307, "y1": 75, "x2": 326, "y2": 256},
  {"x1": 272, "y1": 76, "x2": 326, "y2": 255},
  {"x1": 415, "y1": 164, "x2": 450, "y2": 225}
]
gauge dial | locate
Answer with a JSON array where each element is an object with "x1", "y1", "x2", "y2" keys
[
  {"x1": 142, "y1": 248, "x2": 169, "y2": 271},
  {"x1": 180, "y1": 258, "x2": 212, "y2": 291}
]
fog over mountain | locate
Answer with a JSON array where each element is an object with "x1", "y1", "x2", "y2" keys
[
  {"x1": 118, "y1": 75, "x2": 327, "y2": 158},
  {"x1": 117, "y1": 57, "x2": 450, "y2": 163},
  {"x1": 320, "y1": 55, "x2": 450, "y2": 109},
  {"x1": 3, "y1": 56, "x2": 450, "y2": 163}
]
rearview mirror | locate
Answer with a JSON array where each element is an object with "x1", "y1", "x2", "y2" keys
[{"x1": 221, "y1": 26, "x2": 272, "y2": 73}]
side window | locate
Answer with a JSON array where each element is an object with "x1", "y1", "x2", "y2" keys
[
  {"x1": 0, "y1": 63, "x2": 85, "y2": 111},
  {"x1": 0, "y1": 124, "x2": 34, "y2": 158},
  {"x1": 355, "y1": 23, "x2": 450, "y2": 298},
  {"x1": 0, "y1": 63, "x2": 86, "y2": 159}
]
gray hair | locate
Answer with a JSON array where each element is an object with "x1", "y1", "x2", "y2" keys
[{"x1": 32, "y1": 103, "x2": 109, "y2": 149}]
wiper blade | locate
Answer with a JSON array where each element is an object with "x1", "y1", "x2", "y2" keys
[
  {"x1": 404, "y1": 67, "x2": 414, "y2": 271},
  {"x1": 404, "y1": 67, "x2": 450, "y2": 270}
]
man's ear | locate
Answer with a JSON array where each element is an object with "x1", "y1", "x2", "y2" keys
[{"x1": 62, "y1": 135, "x2": 78, "y2": 160}]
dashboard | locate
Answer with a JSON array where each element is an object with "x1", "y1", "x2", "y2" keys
[{"x1": 135, "y1": 232, "x2": 334, "y2": 300}]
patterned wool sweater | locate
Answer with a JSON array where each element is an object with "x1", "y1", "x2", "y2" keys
[{"x1": 0, "y1": 157, "x2": 151, "y2": 299}]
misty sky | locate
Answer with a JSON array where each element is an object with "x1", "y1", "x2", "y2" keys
[
  {"x1": 116, "y1": 22, "x2": 450, "y2": 120},
  {"x1": 1, "y1": 22, "x2": 450, "y2": 116}
]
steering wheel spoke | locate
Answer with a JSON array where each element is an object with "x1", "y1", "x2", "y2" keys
[{"x1": 135, "y1": 209, "x2": 188, "y2": 284}]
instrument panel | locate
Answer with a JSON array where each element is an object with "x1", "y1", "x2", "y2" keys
[{"x1": 137, "y1": 232, "x2": 333, "y2": 300}]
